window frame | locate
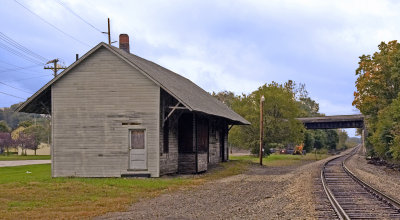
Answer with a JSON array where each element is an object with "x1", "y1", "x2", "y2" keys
[{"x1": 129, "y1": 129, "x2": 146, "y2": 150}]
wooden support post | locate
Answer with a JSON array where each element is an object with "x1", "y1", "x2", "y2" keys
[
  {"x1": 163, "y1": 102, "x2": 183, "y2": 126},
  {"x1": 194, "y1": 113, "x2": 198, "y2": 173},
  {"x1": 259, "y1": 95, "x2": 265, "y2": 166}
]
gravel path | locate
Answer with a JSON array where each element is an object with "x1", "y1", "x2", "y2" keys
[
  {"x1": 97, "y1": 157, "x2": 337, "y2": 220},
  {"x1": 0, "y1": 160, "x2": 51, "y2": 167},
  {"x1": 345, "y1": 147, "x2": 400, "y2": 202}
]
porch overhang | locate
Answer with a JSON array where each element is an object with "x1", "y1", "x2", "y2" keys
[{"x1": 16, "y1": 87, "x2": 51, "y2": 114}]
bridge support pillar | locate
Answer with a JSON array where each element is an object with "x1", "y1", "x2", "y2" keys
[{"x1": 362, "y1": 127, "x2": 367, "y2": 156}]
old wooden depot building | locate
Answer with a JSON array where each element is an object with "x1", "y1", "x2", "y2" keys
[{"x1": 17, "y1": 34, "x2": 249, "y2": 177}]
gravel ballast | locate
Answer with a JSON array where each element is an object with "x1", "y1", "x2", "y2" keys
[
  {"x1": 345, "y1": 147, "x2": 400, "y2": 203},
  {"x1": 97, "y1": 156, "x2": 341, "y2": 220}
]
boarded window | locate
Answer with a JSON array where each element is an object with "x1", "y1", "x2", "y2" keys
[
  {"x1": 131, "y1": 130, "x2": 145, "y2": 149},
  {"x1": 163, "y1": 121, "x2": 169, "y2": 153},
  {"x1": 220, "y1": 129, "x2": 225, "y2": 161},
  {"x1": 197, "y1": 117, "x2": 209, "y2": 153},
  {"x1": 179, "y1": 114, "x2": 193, "y2": 153}
]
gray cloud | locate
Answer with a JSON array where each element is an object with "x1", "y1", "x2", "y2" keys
[{"x1": 2, "y1": 0, "x2": 400, "y2": 118}]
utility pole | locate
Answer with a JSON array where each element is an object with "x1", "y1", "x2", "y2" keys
[
  {"x1": 108, "y1": 18, "x2": 111, "y2": 45},
  {"x1": 102, "y1": 18, "x2": 112, "y2": 45},
  {"x1": 259, "y1": 95, "x2": 265, "y2": 165},
  {"x1": 102, "y1": 18, "x2": 117, "y2": 45},
  {"x1": 44, "y1": 59, "x2": 67, "y2": 77}
]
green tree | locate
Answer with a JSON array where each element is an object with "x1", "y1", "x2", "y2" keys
[
  {"x1": 298, "y1": 97, "x2": 320, "y2": 117},
  {"x1": 0, "y1": 103, "x2": 43, "y2": 129},
  {"x1": 353, "y1": 41, "x2": 400, "y2": 118},
  {"x1": 211, "y1": 91, "x2": 236, "y2": 108},
  {"x1": 337, "y1": 129, "x2": 349, "y2": 149},
  {"x1": 230, "y1": 82, "x2": 305, "y2": 153},
  {"x1": 314, "y1": 130, "x2": 327, "y2": 149},
  {"x1": 21, "y1": 124, "x2": 49, "y2": 155},
  {"x1": 0, "y1": 121, "x2": 10, "y2": 132},
  {"x1": 325, "y1": 130, "x2": 339, "y2": 150},
  {"x1": 303, "y1": 130, "x2": 315, "y2": 153},
  {"x1": 369, "y1": 96, "x2": 400, "y2": 159},
  {"x1": 353, "y1": 40, "x2": 400, "y2": 160},
  {"x1": 18, "y1": 120, "x2": 33, "y2": 128}
]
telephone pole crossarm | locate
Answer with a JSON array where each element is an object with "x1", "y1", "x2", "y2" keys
[{"x1": 44, "y1": 58, "x2": 67, "y2": 77}]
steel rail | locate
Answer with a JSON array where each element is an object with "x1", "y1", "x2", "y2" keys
[
  {"x1": 342, "y1": 148, "x2": 400, "y2": 211},
  {"x1": 321, "y1": 145, "x2": 400, "y2": 219},
  {"x1": 321, "y1": 156, "x2": 350, "y2": 220}
]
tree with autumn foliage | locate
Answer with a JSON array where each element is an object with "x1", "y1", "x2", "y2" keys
[
  {"x1": 17, "y1": 132, "x2": 36, "y2": 156},
  {"x1": 353, "y1": 40, "x2": 400, "y2": 160},
  {"x1": 0, "y1": 132, "x2": 16, "y2": 155},
  {"x1": 353, "y1": 40, "x2": 400, "y2": 118}
]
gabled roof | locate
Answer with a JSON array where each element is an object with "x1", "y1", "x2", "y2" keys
[{"x1": 16, "y1": 42, "x2": 250, "y2": 125}]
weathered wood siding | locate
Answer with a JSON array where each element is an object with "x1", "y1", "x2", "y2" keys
[
  {"x1": 177, "y1": 116, "x2": 228, "y2": 174},
  {"x1": 178, "y1": 153, "x2": 196, "y2": 173},
  {"x1": 197, "y1": 153, "x2": 208, "y2": 172},
  {"x1": 159, "y1": 90, "x2": 179, "y2": 175},
  {"x1": 52, "y1": 47, "x2": 160, "y2": 177},
  {"x1": 208, "y1": 119, "x2": 228, "y2": 165},
  {"x1": 208, "y1": 119, "x2": 221, "y2": 165}
]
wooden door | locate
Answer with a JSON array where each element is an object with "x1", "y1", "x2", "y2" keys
[
  {"x1": 220, "y1": 130, "x2": 225, "y2": 161},
  {"x1": 129, "y1": 129, "x2": 147, "y2": 170},
  {"x1": 197, "y1": 118, "x2": 209, "y2": 161}
]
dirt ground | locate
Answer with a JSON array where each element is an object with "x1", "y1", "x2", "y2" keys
[
  {"x1": 97, "y1": 158, "x2": 332, "y2": 220},
  {"x1": 96, "y1": 148, "x2": 400, "y2": 219}
]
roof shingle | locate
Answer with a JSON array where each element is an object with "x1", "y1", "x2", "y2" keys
[{"x1": 16, "y1": 42, "x2": 250, "y2": 125}]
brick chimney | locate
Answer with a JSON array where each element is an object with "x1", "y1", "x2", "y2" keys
[{"x1": 119, "y1": 34, "x2": 130, "y2": 53}]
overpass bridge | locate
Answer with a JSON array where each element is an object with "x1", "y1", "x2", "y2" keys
[
  {"x1": 296, "y1": 114, "x2": 366, "y2": 153},
  {"x1": 296, "y1": 114, "x2": 364, "y2": 129}
]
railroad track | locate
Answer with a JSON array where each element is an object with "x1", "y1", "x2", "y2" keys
[{"x1": 321, "y1": 146, "x2": 400, "y2": 219}]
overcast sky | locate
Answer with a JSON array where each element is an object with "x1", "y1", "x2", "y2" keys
[{"x1": 1, "y1": 0, "x2": 400, "y2": 135}]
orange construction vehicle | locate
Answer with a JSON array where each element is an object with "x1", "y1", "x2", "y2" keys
[{"x1": 293, "y1": 144, "x2": 304, "y2": 155}]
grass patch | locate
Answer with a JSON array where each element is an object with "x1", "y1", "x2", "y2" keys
[
  {"x1": 0, "y1": 160, "x2": 248, "y2": 219},
  {"x1": 230, "y1": 152, "x2": 330, "y2": 167},
  {"x1": 0, "y1": 155, "x2": 51, "y2": 161}
]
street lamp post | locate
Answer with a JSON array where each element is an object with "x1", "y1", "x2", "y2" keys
[{"x1": 259, "y1": 95, "x2": 265, "y2": 165}]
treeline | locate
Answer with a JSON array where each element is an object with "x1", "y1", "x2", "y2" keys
[
  {"x1": 0, "y1": 103, "x2": 41, "y2": 129},
  {"x1": 0, "y1": 104, "x2": 50, "y2": 155},
  {"x1": 213, "y1": 81, "x2": 352, "y2": 154},
  {"x1": 353, "y1": 40, "x2": 400, "y2": 161}
]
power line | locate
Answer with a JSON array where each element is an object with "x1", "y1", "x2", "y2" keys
[
  {"x1": 0, "y1": 41, "x2": 45, "y2": 65},
  {"x1": 0, "y1": 32, "x2": 48, "y2": 62},
  {"x1": 0, "y1": 64, "x2": 43, "y2": 73},
  {"x1": 2, "y1": 74, "x2": 50, "y2": 83},
  {"x1": 0, "y1": 60, "x2": 47, "y2": 75},
  {"x1": 0, "y1": 91, "x2": 25, "y2": 99},
  {"x1": 0, "y1": 60, "x2": 20, "y2": 67},
  {"x1": 0, "y1": 81, "x2": 33, "y2": 94},
  {"x1": 55, "y1": 0, "x2": 103, "y2": 33},
  {"x1": 14, "y1": 0, "x2": 91, "y2": 48},
  {"x1": 0, "y1": 66, "x2": 48, "y2": 76}
]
